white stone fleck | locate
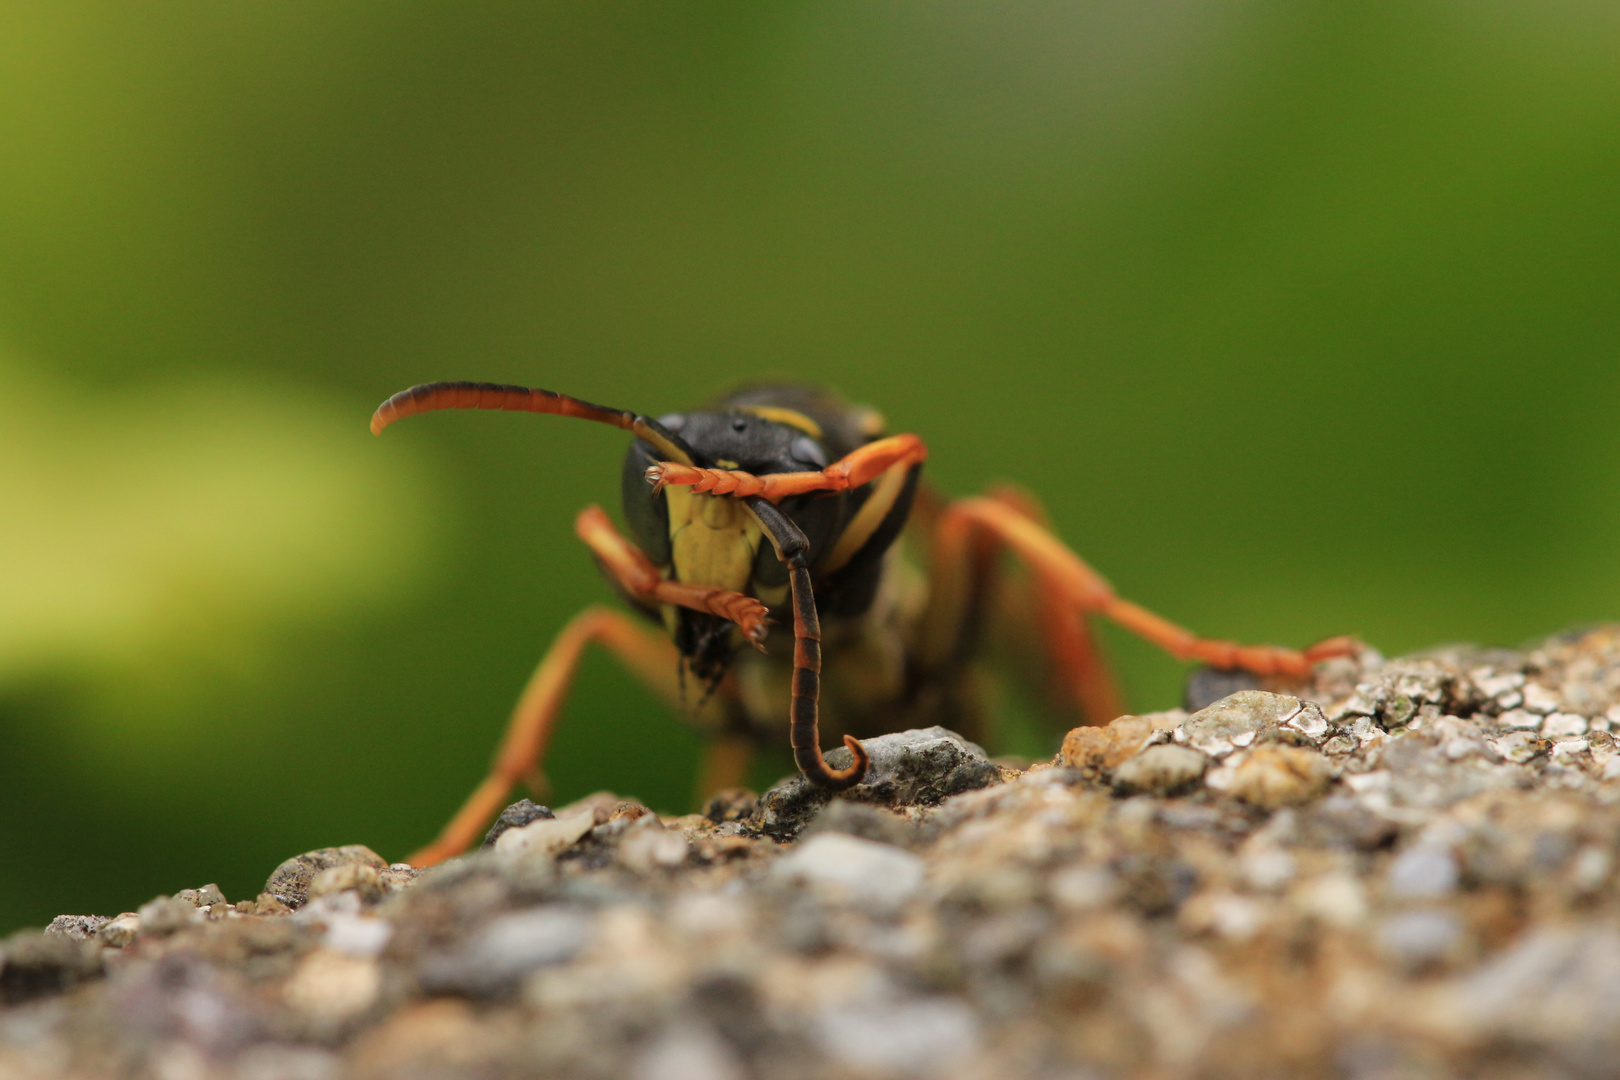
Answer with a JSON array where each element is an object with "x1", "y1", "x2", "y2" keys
[
  {"x1": 1498, "y1": 709, "x2": 1544, "y2": 731},
  {"x1": 1379, "y1": 909, "x2": 1463, "y2": 968},
  {"x1": 1339, "y1": 690, "x2": 1380, "y2": 718},
  {"x1": 1550, "y1": 738, "x2": 1589, "y2": 761},
  {"x1": 1387, "y1": 844, "x2": 1459, "y2": 899},
  {"x1": 1294, "y1": 873, "x2": 1367, "y2": 928},
  {"x1": 494, "y1": 809, "x2": 596, "y2": 861},
  {"x1": 1471, "y1": 670, "x2": 1525, "y2": 699},
  {"x1": 1049, "y1": 865, "x2": 1120, "y2": 911},
  {"x1": 1286, "y1": 705, "x2": 1331, "y2": 740},
  {"x1": 1522, "y1": 683, "x2": 1562, "y2": 714},
  {"x1": 472, "y1": 908, "x2": 595, "y2": 978},
  {"x1": 98, "y1": 913, "x2": 141, "y2": 948},
  {"x1": 1230, "y1": 731, "x2": 1256, "y2": 748},
  {"x1": 1183, "y1": 892, "x2": 1268, "y2": 942},
  {"x1": 1345, "y1": 771, "x2": 1391, "y2": 795},
  {"x1": 1542, "y1": 713, "x2": 1589, "y2": 738},
  {"x1": 323, "y1": 912, "x2": 392, "y2": 958},
  {"x1": 233, "y1": 1047, "x2": 340, "y2": 1080},
  {"x1": 815, "y1": 997, "x2": 980, "y2": 1075},
  {"x1": 773, "y1": 833, "x2": 925, "y2": 914},
  {"x1": 1572, "y1": 846, "x2": 1612, "y2": 893},
  {"x1": 618, "y1": 826, "x2": 690, "y2": 872},
  {"x1": 1490, "y1": 730, "x2": 1544, "y2": 764},
  {"x1": 668, "y1": 891, "x2": 751, "y2": 940},
  {"x1": 1241, "y1": 846, "x2": 1296, "y2": 892},
  {"x1": 1358, "y1": 727, "x2": 1389, "y2": 749},
  {"x1": 1444, "y1": 738, "x2": 1485, "y2": 761},
  {"x1": 283, "y1": 950, "x2": 380, "y2": 1022},
  {"x1": 631, "y1": 1024, "x2": 746, "y2": 1080}
]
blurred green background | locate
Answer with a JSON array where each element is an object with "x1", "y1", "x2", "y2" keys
[{"x1": 2, "y1": 1, "x2": 1618, "y2": 931}]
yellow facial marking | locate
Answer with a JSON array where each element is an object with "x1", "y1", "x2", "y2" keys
[
  {"x1": 740, "y1": 406, "x2": 823, "y2": 440},
  {"x1": 665, "y1": 486, "x2": 762, "y2": 594}
]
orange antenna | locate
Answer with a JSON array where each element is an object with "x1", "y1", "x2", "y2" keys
[{"x1": 370, "y1": 381, "x2": 696, "y2": 466}]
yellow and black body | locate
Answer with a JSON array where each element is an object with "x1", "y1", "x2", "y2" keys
[{"x1": 370, "y1": 379, "x2": 1355, "y2": 866}]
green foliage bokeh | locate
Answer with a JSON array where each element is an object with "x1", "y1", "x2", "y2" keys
[{"x1": 2, "y1": 2, "x2": 1618, "y2": 930}]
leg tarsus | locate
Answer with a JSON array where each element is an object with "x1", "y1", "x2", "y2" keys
[
  {"x1": 648, "y1": 434, "x2": 928, "y2": 500},
  {"x1": 575, "y1": 506, "x2": 770, "y2": 645}
]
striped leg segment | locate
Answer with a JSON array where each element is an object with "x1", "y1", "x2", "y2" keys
[
  {"x1": 647, "y1": 434, "x2": 928, "y2": 499},
  {"x1": 746, "y1": 497, "x2": 869, "y2": 791},
  {"x1": 575, "y1": 506, "x2": 770, "y2": 647}
]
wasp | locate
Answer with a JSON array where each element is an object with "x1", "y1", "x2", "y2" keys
[{"x1": 371, "y1": 381, "x2": 1355, "y2": 866}]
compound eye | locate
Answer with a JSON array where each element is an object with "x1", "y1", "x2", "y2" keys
[
  {"x1": 657, "y1": 413, "x2": 686, "y2": 430},
  {"x1": 790, "y1": 435, "x2": 828, "y2": 469}
]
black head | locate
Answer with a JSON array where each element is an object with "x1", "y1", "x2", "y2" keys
[{"x1": 619, "y1": 403, "x2": 854, "y2": 682}]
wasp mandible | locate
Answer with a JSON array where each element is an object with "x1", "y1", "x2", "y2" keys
[{"x1": 371, "y1": 381, "x2": 1355, "y2": 866}]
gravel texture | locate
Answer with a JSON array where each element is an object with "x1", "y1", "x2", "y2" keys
[{"x1": 7, "y1": 627, "x2": 1620, "y2": 1079}]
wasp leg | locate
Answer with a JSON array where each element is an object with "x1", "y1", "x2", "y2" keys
[
  {"x1": 646, "y1": 434, "x2": 928, "y2": 499},
  {"x1": 984, "y1": 486, "x2": 1124, "y2": 726},
  {"x1": 575, "y1": 505, "x2": 769, "y2": 647},
  {"x1": 911, "y1": 486, "x2": 1122, "y2": 729},
  {"x1": 407, "y1": 606, "x2": 701, "y2": 868},
  {"x1": 926, "y1": 497, "x2": 1357, "y2": 680}
]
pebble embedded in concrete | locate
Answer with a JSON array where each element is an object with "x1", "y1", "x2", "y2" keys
[
  {"x1": 1227, "y1": 745, "x2": 1334, "y2": 809},
  {"x1": 1379, "y1": 908, "x2": 1465, "y2": 970},
  {"x1": 773, "y1": 833, "x2": 926, "y2": 915},
  {"x1": 1110, "y1": 744, "x2": 1208, "y2": 795},
  {"x1": 493, "y1": 809, "x2": 596, "y2": 862},
  {"x1": 1386, "y1": 844, "x2": 1460, "y2": 899}
]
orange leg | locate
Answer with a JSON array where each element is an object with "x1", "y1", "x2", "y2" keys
[
  {"x1": 406, "y1": 606, "x2": 688, "y2": 867},
  {"x1": 928, "y1": 498, "x2": 1357, "y2": 680},
  {"x1": 914, "y1": 485, "x2": 1122, "y2": 727},
  {"x1": 575, "y1": 505, "x2": 769, "y2": 646},
  {"x1": 646, "y1": 434, "x2": 928, "y2": 500},
  {"x1": 982, "y1": 487, "x2": 1124, "y2": 726}
]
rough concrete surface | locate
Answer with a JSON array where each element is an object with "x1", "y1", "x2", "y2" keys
[{"x1": 7, "y1": 626, "x2": 1620, "y2": 1079}]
